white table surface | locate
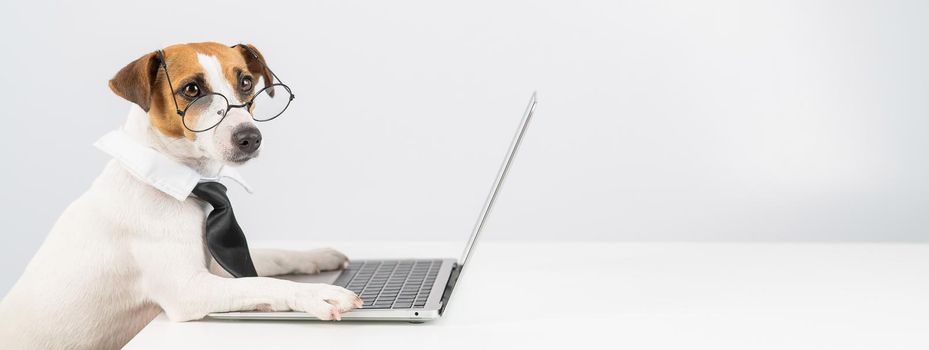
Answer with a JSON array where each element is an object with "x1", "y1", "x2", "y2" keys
[{"x1": 126, "y1": 241, "x2": 929, "y2": 350}]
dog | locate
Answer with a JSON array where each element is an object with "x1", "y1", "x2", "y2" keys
[{"x1": 0, "y1": 42, "x2": 361, "y2": 350}]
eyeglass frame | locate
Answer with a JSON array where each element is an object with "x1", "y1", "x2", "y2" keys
[{"x1": 156, "y1": 44, "x2": 296, "y2": 133}]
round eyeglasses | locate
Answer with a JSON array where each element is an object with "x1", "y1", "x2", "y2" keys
[
  {"x1": 176, "y1": 84, "x2": 294, "y2": 132},
  {"x1": 157, "y1": 45, "x2": 295, "y2": 133}
]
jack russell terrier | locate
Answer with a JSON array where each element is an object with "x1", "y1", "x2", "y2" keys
[{"x1": 0, "y1": 42, "x2": 362, "y2": 350}]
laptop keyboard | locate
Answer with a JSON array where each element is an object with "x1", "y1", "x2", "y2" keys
[{"x1": 333, "y1": 259, "x2": 442, "y2": 309}]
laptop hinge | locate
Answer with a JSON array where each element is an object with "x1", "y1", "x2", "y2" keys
[{"x1": 438, "y1": 263, "x2": 461, "y2": 315}]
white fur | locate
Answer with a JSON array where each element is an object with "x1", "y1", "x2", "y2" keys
[
  {"x1": 197, "y1": 53, "x2": 239, "y2": 104},
  {"x1": 0, "y1": 54, "x2": 359, "y2": 350},
  {"x1": 188, "y1": 53, "x2": 258, "y2": 164}
]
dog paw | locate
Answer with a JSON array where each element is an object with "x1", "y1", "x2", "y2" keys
[
  {"x1": 293, "y1": 284, "x2": 363, "y2": 320},
  {"x1": 297, "y1": 248, "x2": 350, "y2": 274}
]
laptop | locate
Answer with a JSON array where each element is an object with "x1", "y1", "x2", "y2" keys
[{"x1": 209, "y1": 92, "x2": 538, "y2": 322}]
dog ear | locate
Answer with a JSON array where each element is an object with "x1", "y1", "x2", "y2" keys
[
  {"x1": 235, "y1": 44, "x2": 275, "y2": 97},
  {"x1": 109, "y1": 51, "x2": 160, "y2": 112}
]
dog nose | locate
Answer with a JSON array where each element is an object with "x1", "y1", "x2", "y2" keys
[{"x1": 232, "y1": 127, "x2": 262, "y2": 153}]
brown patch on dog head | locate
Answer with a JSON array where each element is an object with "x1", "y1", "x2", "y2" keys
[
  {"x1": 235, "y1": 44, "x2": 275, "y2": 97},
  {"x1": 109, "y1": 52, "x2": 160, "y2": 112},
  {"x1": 146, "y1": 45, "x2": 201, "y2": 140}
]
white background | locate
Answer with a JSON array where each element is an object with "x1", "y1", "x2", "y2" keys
[{"x1": 1, "y1": 0, "x2": 927, "y2": 294}]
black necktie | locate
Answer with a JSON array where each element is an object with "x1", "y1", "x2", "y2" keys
[{"x1": 192, "y1": 181, "x2": 258, "y2": 278}]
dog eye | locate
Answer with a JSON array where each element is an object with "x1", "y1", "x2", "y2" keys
[
  {"x1": 240, "y1": 76, "x2": 253, "y2": 92},
  {"x1": 182, "y1": 83, "x2": 200, "y2": 98}
]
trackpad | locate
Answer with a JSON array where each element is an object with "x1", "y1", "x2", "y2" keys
[{"x1": 274, "y1": 270, "x2": 342, "y2": 284}]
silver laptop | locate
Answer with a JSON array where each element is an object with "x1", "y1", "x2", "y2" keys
[{"x1": 209, "y1": 92, "x2": 538, "y2": 322}]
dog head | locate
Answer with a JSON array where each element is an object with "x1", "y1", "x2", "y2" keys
[{"x1": 109, "y1": 42, "x2": 277, "y2": 167}]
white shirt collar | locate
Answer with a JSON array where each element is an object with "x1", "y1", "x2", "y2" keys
[{"x1": 94, "y1": 129, "x2": 253, "y2": 201}]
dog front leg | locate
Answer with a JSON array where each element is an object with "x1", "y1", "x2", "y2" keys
[
  {"x1": 209, "y1": 248, "x2": 350, "y2": 277},
  {"x1": 135, "y1": 238, "x2": 360, "y2": 321},
  {"x1": 150, "y1": 272, "x2": 362, "y2": 321}
]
